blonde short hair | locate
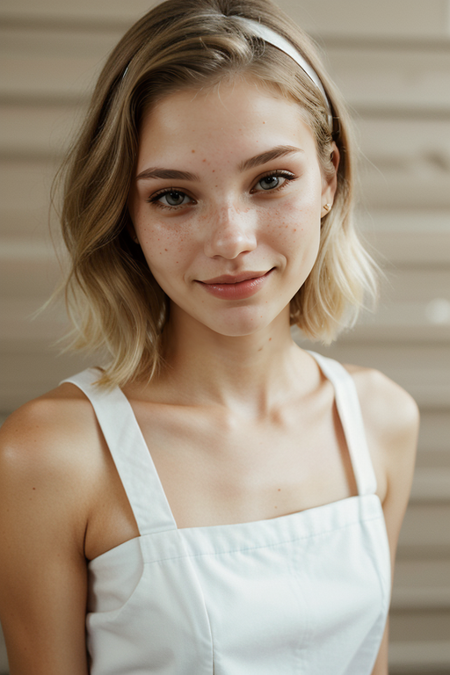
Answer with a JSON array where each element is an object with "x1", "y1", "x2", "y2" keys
[{"x1": 57, "y1": 0, "x2": 378, "y2": 388}]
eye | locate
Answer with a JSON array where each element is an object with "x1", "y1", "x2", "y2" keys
[
  {"x1": 252, "y1": 171, "x2": 296, "y2": 193},
  {"x1": 149, "y1": 189, "x2": 193, "y2": 210}
]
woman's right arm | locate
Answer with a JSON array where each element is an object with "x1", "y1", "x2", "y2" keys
[{"x1": 0, "y1": 395, "x2": 91, "y2": 675}]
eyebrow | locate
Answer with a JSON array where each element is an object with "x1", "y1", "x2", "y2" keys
[
  {"x1": 136, "y1": 168, "x2": 198, "y2": 182},
  {"x1": 135, "y1": 145, "x2": 304, "y2": 182},
  {"x1": 239, "y1": 145, "x2": 304, "y2": 171}
]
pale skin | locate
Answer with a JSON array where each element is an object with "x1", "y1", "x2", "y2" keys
[{"x1": 0, "y1": 77, "x2": 419, "y2": 674}]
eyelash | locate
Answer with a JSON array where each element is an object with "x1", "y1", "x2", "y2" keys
[{"x1": 147, "y1": 170, "x2": 297, "y2": 211}]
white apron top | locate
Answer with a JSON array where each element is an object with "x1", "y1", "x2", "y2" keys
[{"x1": 62, "y1": 351, "x2": 391, "y2": 675}]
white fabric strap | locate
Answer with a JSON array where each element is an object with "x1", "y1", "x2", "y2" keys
[
  {"x1": 307, "y1": 351, "x2": 378, "y2": 497},
  {"x1": 229, "y1": 16, "x2": 333, "y2": 129},
  {"x1": 61, "y1": 369, "x2": 177, "y2": 536}
]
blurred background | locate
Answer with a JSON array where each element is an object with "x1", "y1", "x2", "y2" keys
[{"x1": 0, "y1": 0, "x2": 449, "y2": 673}]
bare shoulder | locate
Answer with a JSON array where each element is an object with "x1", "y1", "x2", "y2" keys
[
  {"x1": 342, "y1": 362, "x2": 419, "y2": 525},
  {"x1": 0, "y1": 382, "x2": 103, "y2": 532},
  {"x1": 0, "y1": 381, "x2": 100, "y2": 471},
  {"x1": 343, "y1": 363, "x2": 419, "y2": 450}
]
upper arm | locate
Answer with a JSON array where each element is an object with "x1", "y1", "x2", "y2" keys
[
  {"x1": 366, "y1": 371, "x2": 420, "y2": 566},
  {"x1": 0, "y1": 399, "x2": 91, "y2": 675},
  {"x1": 346, "y1": 366, "x2": 419, "y2": 558},
  {"x1": 371, "y1": 376, "x2": 418, "y2": 671},
  {"x1": 348, "y1": 367, "x2": 420, "y2": 675}
]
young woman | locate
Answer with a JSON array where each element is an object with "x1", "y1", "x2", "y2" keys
[{"x1": 0, "y1": 1, "x2": 419, "y2": 673}]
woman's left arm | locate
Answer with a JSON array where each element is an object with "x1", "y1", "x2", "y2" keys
[{"x1": 348, "y1": 367, "x2": 420, "y2": 675}]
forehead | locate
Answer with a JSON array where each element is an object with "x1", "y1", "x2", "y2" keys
[{"x1": 136, "y1": 77, "x2": 317, "y2": 169}]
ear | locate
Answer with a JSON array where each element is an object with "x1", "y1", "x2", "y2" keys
[{"x1": 321, "y1": 142, "x2": 340, "y2": 214}]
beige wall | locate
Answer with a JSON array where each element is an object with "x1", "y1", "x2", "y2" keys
[{"x1": 1, "y1": 1, "x2": 450, "y2": 673}]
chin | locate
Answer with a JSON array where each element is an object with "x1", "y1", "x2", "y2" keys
[{"x1": 203, "y1": 306, "x2": 286, "y2": 338}]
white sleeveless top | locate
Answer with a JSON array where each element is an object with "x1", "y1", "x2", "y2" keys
[{"x1": 62, "y1": 351, "x2": 391, "y2": 675}]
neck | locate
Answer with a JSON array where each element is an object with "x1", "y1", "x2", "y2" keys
[{"x1": 152, "y1": 304, "x2": 312, "y2": 417}]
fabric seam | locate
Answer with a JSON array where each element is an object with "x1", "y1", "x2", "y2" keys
[{"x1": 141, "y1": 513, "x2": 384, "y2": 565}]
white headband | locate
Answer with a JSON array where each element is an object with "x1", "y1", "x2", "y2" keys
[
  {"x1": 121, "y1": 15, "x2": 333, "y2": 130},
  {"x1": 227, "y1": 16, "x2": 333, "y2": 130}
]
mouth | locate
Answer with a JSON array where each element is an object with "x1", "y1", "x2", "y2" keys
[
  {"x1": 198, "y1": 269, "x2": 273, "y2": 285},
  {"x1": 195, "y1": 268, "x2": 274, "y2": 300}
]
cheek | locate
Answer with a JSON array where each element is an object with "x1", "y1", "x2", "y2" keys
[
  {"x1": 266, "y1": 197, "x2": 321, "y2": 250},
  {"x1": 137, "y1": 222, "x2": 197, "y2": 278},
  {"x1": 266, "y1": 199, "x2": 321, "y2": 289}
]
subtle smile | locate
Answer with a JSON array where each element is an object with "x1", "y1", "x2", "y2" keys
[{"x1": 196, "y1": 269, "x2": 274, "y2": 300}]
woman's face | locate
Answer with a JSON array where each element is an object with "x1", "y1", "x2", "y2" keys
[{"x1": 128, "y1": 77, "x2": 337, "y2": 338}]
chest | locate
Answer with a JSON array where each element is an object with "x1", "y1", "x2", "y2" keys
[
  {"x1": 140, "y1": 403, "x2": 356, "y2": 528},
  {"x1": 85, "y1": 389, "x2": 362, "y2": 559}
]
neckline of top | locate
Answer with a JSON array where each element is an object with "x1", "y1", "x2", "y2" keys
[
  {"x1": 88, "y1": 492, "x2": 383, "y2": 567},
  {"x1": 61, "y1": 350, "x2": 378, "y2": 537}
]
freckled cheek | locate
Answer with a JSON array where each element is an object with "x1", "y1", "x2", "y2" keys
[
  {"x1": 264, "y1": 201, "x2": 320, "y2": 247},
  {"x1": 139, "y1": 226, "x2": 197, "y2": 272}
]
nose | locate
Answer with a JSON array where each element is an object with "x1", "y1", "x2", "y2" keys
[{"x1": 203, "y1": 204, "x2": 257, "y2": 259}]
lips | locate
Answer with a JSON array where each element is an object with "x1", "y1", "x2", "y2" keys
[
  {"x1": 196, "y1": 268, "x2": 274, "y2": 300},
  {"x1": 199, "y1": 270, "x2": 272, "y2": 285}
]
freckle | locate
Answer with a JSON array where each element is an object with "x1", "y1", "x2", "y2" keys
[
  {"x1": 165, "y1": 248, "x2": 168, "y2": 251},
  {"x1": 212, "y1": 170, "x2": 215, "y2": 173},
  {"x1": 202, "y1": 158, "x2": 206, "y2": 162},
  {"x1": 269, "y1": 337, "x2": 272, "y2": 341},
  {"x1": 32, "y1": 487, "x2": 36, "y2": 490},
  {"x1": 191, "y1": 149, "x2": 195, "y2": 153},
  {"x1": 278, "y1": 488, "x2": 281, "y2": 491},
  {"x1": 294, "y1": 229, "x2": 297, "y2": 232},
  {"x1": 258, "y1": 347, "x2": 263, "y2": 352},
  {"x1": 274, "y1": 505, "x2": 277, "y2": 509}
]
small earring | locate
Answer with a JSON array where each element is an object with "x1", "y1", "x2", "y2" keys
[{"x1": 322, "y1": 203, "x2": 332, "y2": 215}]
